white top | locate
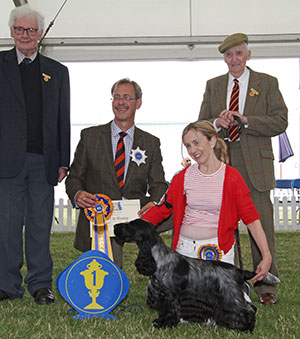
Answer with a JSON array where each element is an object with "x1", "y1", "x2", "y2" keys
[{"x1": 180, "y1": 162, "x2": 226, "y2": 240}]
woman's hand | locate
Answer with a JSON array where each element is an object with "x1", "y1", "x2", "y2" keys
[
  {"x1": 247, "y1": 219, "x2": 272, "y2": 281},
  {"x1": 138, "y1": 202, "x2": 155, "y2": 217},
  {"x1": 251, "y1": 254, "x2": 272, "y2": 281}
]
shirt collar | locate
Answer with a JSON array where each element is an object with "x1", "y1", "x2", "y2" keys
[
  {"x1": 16, "y1": 48, "x2": 38, "y2": 65},
  {"x1": 111, "y1": 120, "x2": 135, "y2": 139},
  {"x1": 228, "y1": 67, "x2": 250, "y2": 84}
]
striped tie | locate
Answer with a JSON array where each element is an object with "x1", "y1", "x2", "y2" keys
[
  {"x1": 115, "y1": 132, "x2": 127, "y2": 188},
  {"x1": 228, "y1": 79, "x2": 240, "y2": 142}
]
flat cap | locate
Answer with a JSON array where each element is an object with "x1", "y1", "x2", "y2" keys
[{"x1": 218, "y1": 33, "x2": 248, "y2": 53}]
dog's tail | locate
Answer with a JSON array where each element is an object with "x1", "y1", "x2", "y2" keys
[
  {"x1": 242, "y1": 270, "x2": 256, "y2": 281},
  {"x1": 242, "y1": 270, "x2": 280, "y2": 285}
]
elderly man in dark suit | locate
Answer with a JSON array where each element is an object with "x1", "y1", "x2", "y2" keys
[
  {"x1": 66, "y1": 78, "x2": 169, "y2": 268},
  {"x1": 0, "y1": 5, "x2": 70, "y2": 304},
  {"x1": 198, "y1": 33, "x2": 288, "y2": 305}
]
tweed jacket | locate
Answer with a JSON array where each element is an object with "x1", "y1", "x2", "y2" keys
[
  {"x1": 0, "y1": 48, "x2": 70, "y2": 185},
  {"x1": 198, "y1": 67, "x2": 288, "y2": 192},
  {"x1": 66, "y1": 122, "x2": 168, "y2": 252}
]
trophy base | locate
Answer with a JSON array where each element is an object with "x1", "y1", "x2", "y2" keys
[
  {"x1": 73, "y1": 312, "x2": 117, "y2": 320},
  {"x1": 84, "y1": 302, "x2": 104, "y2": 310}
]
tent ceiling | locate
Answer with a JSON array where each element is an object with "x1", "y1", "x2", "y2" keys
[
  {"x1": 1, "y1": 34, "x2": 300, "y2": 62},
  {"x1": 1, "y1": 0, "x2": 300, "y2": 62}
]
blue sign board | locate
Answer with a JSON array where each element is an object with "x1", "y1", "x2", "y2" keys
[{"x1": 57, "y1": 250, "x2": 129, "y2": 319}]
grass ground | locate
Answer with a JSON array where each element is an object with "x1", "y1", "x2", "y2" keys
[{"x1": 0, "y1": 231, "x2": 299, "y2": 339}]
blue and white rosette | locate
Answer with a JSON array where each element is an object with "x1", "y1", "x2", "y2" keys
[
  {"x1": 197, "y1": 244, "x2": 223, "y2": 261},
  {"x1": 130, "y1": 146, "x2": 147, "y2": 166}
]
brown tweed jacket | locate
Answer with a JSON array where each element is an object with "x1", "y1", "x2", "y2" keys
[
  {"x1": 65, "y1": 122, "x2": 168, "y2": 251},
  {"x1": 198, "y1": 67, "x2": 288, "y2": 192}
]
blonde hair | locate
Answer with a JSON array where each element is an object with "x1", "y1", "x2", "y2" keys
[{"x1": 182, "y1": 120, "x2": 229, "y2": 164}]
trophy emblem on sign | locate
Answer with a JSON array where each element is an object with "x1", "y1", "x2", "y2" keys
[{"x1": 80, "y1": 259, "x2": 109, "y2": 310}]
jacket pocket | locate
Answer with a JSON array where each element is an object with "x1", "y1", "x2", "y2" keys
[{"x1": 260, "y1": 148, "x2": 274, "y2": 160}]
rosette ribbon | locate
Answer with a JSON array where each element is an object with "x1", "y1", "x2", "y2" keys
[{"x1": 84, "y1": 194, "x2": 114, "y2": 261}]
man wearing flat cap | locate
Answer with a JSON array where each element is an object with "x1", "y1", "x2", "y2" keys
[{"x1": 198, "y1": 33, "x2": 288, "y2": 305}]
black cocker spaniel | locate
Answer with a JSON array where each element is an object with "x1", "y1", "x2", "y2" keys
[{"x1": 114, "y1": 219, "x2": 279, "y2": 332}]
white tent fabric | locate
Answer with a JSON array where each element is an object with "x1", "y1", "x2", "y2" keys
[{"x1": 1, "y1": 0, "x2": 300, "y2": 62}]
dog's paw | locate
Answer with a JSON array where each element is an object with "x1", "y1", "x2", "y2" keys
[
  {"x1": 153, "y1": 318, "x2": 178, "y2": 329},
  {"x1": 153, "y1": 318, "x2": 165, "y2": 329}
]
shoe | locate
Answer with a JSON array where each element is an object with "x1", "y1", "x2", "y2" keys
[
  {"x1": 0, "y1": 290, "x2": 9, "y2": 301},
  {"x1": 259, "y1": 293, "x2": 277, "y2": 305},
  {"x1": 33, "y1": 288, "x2": 55, "y2": 305}
]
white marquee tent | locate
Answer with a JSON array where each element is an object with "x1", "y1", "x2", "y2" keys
[{"x1": 1, "y1": 0, "x2": 300, "y2": 61}]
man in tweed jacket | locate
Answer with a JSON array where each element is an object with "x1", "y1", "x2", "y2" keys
[
  {"x1": 66, "y1": 78, "x2": 168, "y2": 268},
  {"x1": 198, "y1": 33, "x2": 288, "y2": 305}
]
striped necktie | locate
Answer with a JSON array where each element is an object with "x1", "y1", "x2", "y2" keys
[
  {"x1": 228, "y1": 79, "x2": 240, "y2": 142},
  {"x1": 115, "y1": 132, "x2": 127, "y2": 188}
]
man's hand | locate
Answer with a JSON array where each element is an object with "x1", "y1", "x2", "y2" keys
[
  {"x1": 58, "y1": 167, "x2": 68, "y2": 183},
  {"x1": 231, "y1": 111, "x2": 248, "y2": 125},
  {"x1": 216, "y1": 110, "x2": 248, "y2": 129},
  {"x1": 216, "y1": 110, "x2": 234, "y2": 128},
  {"x1": 75, "y1": 190, "x2": 97, "y2": 209}
]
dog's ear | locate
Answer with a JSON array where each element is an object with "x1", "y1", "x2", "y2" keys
[
  {"x1": 135, "y1": 247, "x2": 157, "y2": 276},
  {"x1": 117, "y1": 219, "x2": 157, "y2": 276},
  {"x1": 131, "y1": 219, "x2": 158, "y2": 247}
]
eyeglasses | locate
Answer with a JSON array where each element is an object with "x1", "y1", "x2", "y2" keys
[
  {"x1": 13, "y1": 26, "x2": 38, "y2": 36},
  {"x1": 111, "y1": 95, "x2": 137, "y2": 102}
]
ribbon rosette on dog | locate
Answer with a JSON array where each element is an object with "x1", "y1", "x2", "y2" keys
[{"x1": 84, "y1": 193, "x2": 114, "y2": 260}]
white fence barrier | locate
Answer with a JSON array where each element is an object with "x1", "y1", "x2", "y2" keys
[
  {"x1": 52, "y1": 199, "x2": 79, "y2": 232},
  {"x1": 273, "y1": 196, "x2": 300, "y2": 231},
  {"x1": 51, "y1": 196, "x2": 300, "y2": 232}
]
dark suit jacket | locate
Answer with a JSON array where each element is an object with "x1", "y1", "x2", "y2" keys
[
  {"x1": 199, "y1": 67, "x2": 288, "y2": 192},
  {"x1": 65, "y1": 122, "x2": 168, "y2": 251},
  {"x1": 0, "y1": 48, "x2": 70, "y2": 185}
]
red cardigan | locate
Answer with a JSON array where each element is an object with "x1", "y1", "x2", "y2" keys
[{"x1": 142, "y1": 165, "x2": 259, "y2": 254}]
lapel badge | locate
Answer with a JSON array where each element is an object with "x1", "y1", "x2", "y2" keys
[
  {"x1": 42, "y1": 73, "x2": 51, "y2": 82},
  {"x1": 249, "y1": 88, "x2": 259, "y2": 96},
  {"x1": 130, "y1": 146, "x2": 147, "y2": 166}
]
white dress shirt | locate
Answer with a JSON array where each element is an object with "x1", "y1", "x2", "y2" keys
[
  {"x1": 111, "y1": 120, "x2": 135, "y2": 182},
  {"x1": 16, "y1": 48, "x2": 37, "y2": 64},
  {"x1": 226, "y1": 67, "x2": 250, "y2": 115},
  {"x1": 214, "y1": 67, "x2": 250, "y2": 136}
]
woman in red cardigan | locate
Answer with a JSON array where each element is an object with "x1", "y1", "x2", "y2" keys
[{"x1": 142, "y1": 120, "x2": 272, "y2": 282}]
